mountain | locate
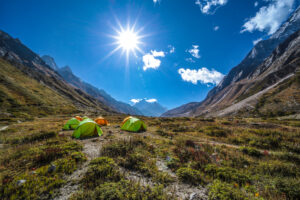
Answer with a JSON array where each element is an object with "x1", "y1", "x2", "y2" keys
[
  {"x1": 0, "y1": 30, "x2": 113, "y2": 120},
  {"x1": 52, "y1": 62, "x2": 142, "y2": 115},
  {"x1": 163, "y1": 6, "x2": 300, "y2": 117},
  {"x1": 41, "y1": 55, "x2": 59, "y2": 71},
  {"x1": 133, "y1": 99, "x2": 167, "y2": 117}
]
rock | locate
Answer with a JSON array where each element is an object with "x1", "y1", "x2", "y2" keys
[
  {"x1": 114, "y1": 125, "x2": 120, "y2": 128},
  {"x1": 48, "y1": 164, "x2": 56, "y2": 173},
  {"x1": 17, "y1": 179, "x2": 26, "y2": 186}
]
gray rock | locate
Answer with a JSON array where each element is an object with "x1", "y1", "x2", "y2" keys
[{"x1": 17, "y1": 179, "x2": 26, "y2": 186}]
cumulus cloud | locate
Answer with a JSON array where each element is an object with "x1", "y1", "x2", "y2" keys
[
  {"x1": 241, "y1": 0, "x2": 295, "y2": 35},
  {"x1": 187, "y1": 45, "x2": 201, "y2": 59},
  {"x1": 214, "y1": 26, "x2": 220, "y2": 31},
  {"x1": 146, "y1": 98, "x2": 157, "y2": 103},
  {"x1": 142, "y1": 50, "x2": 165, "y2": 71},
  {"x1": 178, "y1": 67, "x2": 224, "y2": 85},
  {"x1": 130, "y1": 99, "x2": 142, "y2": 104},
  {"x1": 195, "y1": 0, "x2": 228, "y2": 14},
  {"x1": 168, "y1": 45, "x2": 175, "y2": 53},
  {"x1": 253, "y1": 37, "x2": 263, "y2": 45}
]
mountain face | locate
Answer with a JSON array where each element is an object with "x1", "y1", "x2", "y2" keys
[
  {"x1": 52, "y1": 62, "x2": 142, "y2": 115},
  {"x1": 133, "y1": 99, "x2": 167, "y2": 117},
  {"x1": 0, "y1": 30, "x2": 113, "y2": 119},
  {"x1": 163, "y1": 7, "x2": 300, "y2": 117},
  {"x1": 41, "y1": 55, "x2": 59, "y2": 71}
]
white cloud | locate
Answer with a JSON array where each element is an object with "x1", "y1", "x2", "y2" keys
[
  {"x1": 153, "y1": 0, "x2": 159, "y2": 3},
  {"x1": 195, "y1": 0, "x2": 228, "y2": 14},
  {"x1": 151, "y1": 50, "x2": 165, "y2": 57},
  {"x1": 168, "y1": 45, "x2": 175, "y2": 53},
  {"x1": 254, "y1": 1, "x2": 259, "y2": 7},
  {"x1": 178, "y1": 67, "x2": 224, "y2": 85},
  {"x1": 214, "y1": 26, "x2": 220, "y2": 31},
  {"x1": 130, "y1": 99, "x2": 142, "y2": 104},
  {"x1": 253, "y1": 37, "x2": 263, "y2": 45},
  {"x1": 146, "y1": 98, "x2": 157, "y2": 103},
  {"x1": 142, "y1": 50, "x2": 165, "y2": 71},
  {"x1": 241, "y1": 0, "x2": 295, "y2": 35},
  {"x1": 187, "y1": 45, "x2": 201, "y2": 59},
  {"x1": 185, "y1": 58, "x2": 195, "y2": 63}
]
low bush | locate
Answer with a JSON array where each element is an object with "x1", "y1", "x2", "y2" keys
[
  {"x1": 82, "y1": 157, "x2": 122, "y2": 188},
  {"x1": 208, "y1": 180, "x2": 248, "y2": 200},
  {"x1": 240, "y1": 146, "x2": 262, "y2": 157},
  {"x1": 176, "y1": 167, "x2": 205, "y2": 185}
]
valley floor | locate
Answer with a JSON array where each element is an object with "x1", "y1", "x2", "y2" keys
[{"x1": 0, "y1": 115, "x2": 299, "y2": 200}]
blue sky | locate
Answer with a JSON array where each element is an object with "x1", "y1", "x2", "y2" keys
[{"x1": 1, "y1": 0, "x2": 299, "y2": 109}]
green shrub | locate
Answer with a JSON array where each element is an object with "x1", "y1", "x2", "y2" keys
[
  {"x1": 259, "y1": 161, "x2": 298, "y2": 177},
  {"x1": 208, "y1": 180, "x2": 248, "y2": 200},
  {"x1": 276, "y1": 178, "x2": 300, "y2": 199},
  {"x1": 176, "y1": 167, "x2": 205, "y2": 185},
  {"x1": 71, "y1": 180, "x2": 172, "y2": 200},
  {"x1": 204, "y1": 126, "x2": 229, "y2": 137},
  {"x1": 205, "y1": 164, "x2": 251, "y2": 185},
  {"x1": 82, "y1": 157, "x2": 122, "y2": 188},
  {"x1": 240, "y1": 147, "x2": 262, "y2": 157}
]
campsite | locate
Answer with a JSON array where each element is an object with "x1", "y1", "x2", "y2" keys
[
  {"x1": 1, "y1": 0, "x2": 300, "y2": 199},
  {"x1": 1, "y1": 114, "x2": 299, "y2": 199}
]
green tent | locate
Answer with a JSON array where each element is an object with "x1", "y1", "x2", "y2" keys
[
  {"x1": 72, "y1": 118, "x2": 103, "y2": 139},
  {"x1": 63, "y1": 118, "x2": 80, "y2": 130},
  {"x1": 121, "y1": 117, "x2": 147, "y2": 132}
]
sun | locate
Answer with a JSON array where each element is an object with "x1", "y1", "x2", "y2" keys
[
  {"x1": 106, "y1": 22, "x2": 145, "y2": 65},
  {"x1": 117, "y1": 29, "x2": 139, "y2": 51}
]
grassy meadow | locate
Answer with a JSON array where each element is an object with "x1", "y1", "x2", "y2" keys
[{"x1": 0, "y1": 115, "x2": 299, "y2": 200}]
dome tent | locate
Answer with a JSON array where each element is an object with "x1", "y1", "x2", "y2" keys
[
  {"x1": 72, "y1": 118, "x2": 103, "y2": 139},
  {"x1": 94, "y1": 116, "x2": 109, "y2": 126},
  {"x1": 63, "y1": 118, "x2": 80, "y2": 130},
  {"x1": 121, "y1": 117, "x2": 147, "y2": 132}
]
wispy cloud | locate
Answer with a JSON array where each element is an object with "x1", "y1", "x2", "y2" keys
[
  {"x1": 142, "y1": 50, "x2": 165, "y2": 71},
  {"x1": 195, "y1": 0, "x2": 228, "y2": 14},
  {"x1": 178, "y1": 67, "x2": 224, "y2": 85},
  {"x1": 241, "y1": 0, "x2": 295, "y2": 35},
  {"x1": 187, "y1": 45, "x2": 201, "y2": 59},
  {"x1": 254, "y1": 1, "x2": 258, "y2": 7},
  {"x1": 214, "y1": 26, "x2": 220, "y2": 31},
  {"x1": 253, "y1": 37, "x2": 263, "y2": 45},
  {"x1": 185, "y1": 58, "x2": 195, "y2": 63},
  {"x1": 153, "y1": 0, "x2": 160, "y2": 4},
  {"x1": 168, "y1": 45, "x2": 175, "y2": 53}
]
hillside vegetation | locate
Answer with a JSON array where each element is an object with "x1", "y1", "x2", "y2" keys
[{"x1": 0, "y1": 59, "x2": 77, "y2": 122}]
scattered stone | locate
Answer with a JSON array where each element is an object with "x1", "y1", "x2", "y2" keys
[
  {"x1": 48, "y1": 164, "x2": 56, "y2": 173},
  {"x1": 143, "y1": 136, "x2": 147, "y2": 139},
  {"x1": 0, "y1": 126, "x2": 8, "y2": 131},
  {"x1": 17, "y1": 179, "x2": 26, "y2": 186},
  {"x1": 114, "y1": 125, "x2": 120, "y2": 128}
]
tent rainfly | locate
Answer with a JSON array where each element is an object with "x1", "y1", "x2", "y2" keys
[
  {"x1": 121, "y1": 117, "x2": 147, "y2": 132},
  {"x1": 72, "y1": 118, "x2": 103, "y2": 139},
  {"x1": 94, "y1": 117, "x2": 109, "y2": 126},
  {"x1": 63, "y1": 118, "x2": 80, "y2": 130}
]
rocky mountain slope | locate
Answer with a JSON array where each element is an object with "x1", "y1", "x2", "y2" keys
[
  {"x1": 132, "y1": 99, "x2": 167, "y2": 117},
  {"x1": 163, "y1": 6, "x2": 300, "y2": 117},
  {"x1": 0, "y1": 30, "x2": 113, "y2": 120},
  {"x1": 41, "y1": 55, "x2": 142, "y2": 115}
]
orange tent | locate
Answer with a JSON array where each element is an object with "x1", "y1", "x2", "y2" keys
[
  {"x1": 122, "y1": 116, "x2": 133, "y2": 125},
  {"x1": 75, "y1": 116, "x2": 83, "y2": 121},
  {"x1": 94, "y1": 117, "x2": 109, "y2": 126}
]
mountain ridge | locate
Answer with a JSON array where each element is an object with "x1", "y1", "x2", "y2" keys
[{"x1": 162, "y1": 6, "x2": 300, "y2": 117}]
